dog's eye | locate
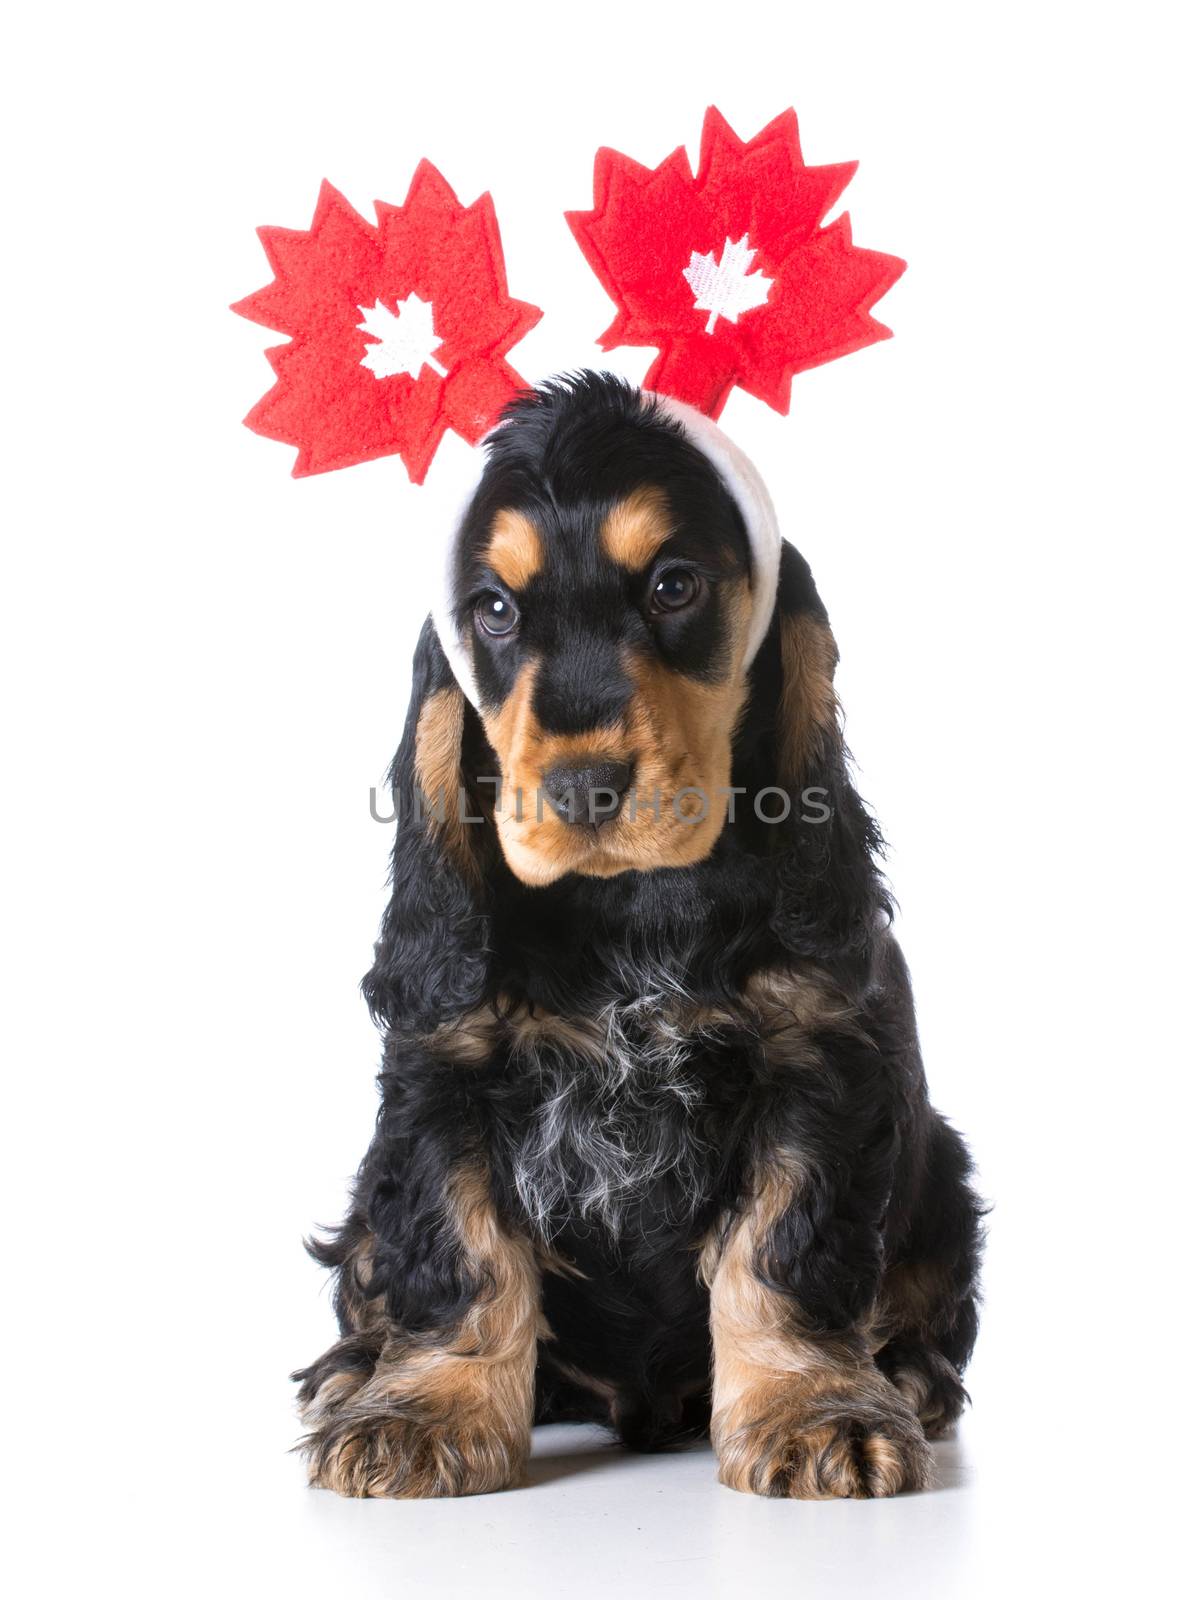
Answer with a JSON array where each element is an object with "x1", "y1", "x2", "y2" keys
[
  {"x1": 650, "y1": 569, "x2": 701, "y2": 614},
  {"x1": 475, "y1": 592, "x2": 520, "y2": 637}
]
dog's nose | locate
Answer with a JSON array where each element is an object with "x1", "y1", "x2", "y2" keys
[{"x1": 542, "y1": 758, "x2": 634, "y2": 829}]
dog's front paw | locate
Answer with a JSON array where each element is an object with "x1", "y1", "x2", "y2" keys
[
  {"x1": 715, "y1": 1381, "x2": 931, "y2": 1499},
  {"x1": 303, "y1": 1405, "x2": 528, "y2": 1499}
]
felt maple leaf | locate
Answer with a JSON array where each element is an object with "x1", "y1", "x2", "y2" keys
[
  {"x1": 232, "y1": 164, "x2": 542, "y2": 481},
  {"x1": 566, "y1": 106, "x2": 906, "y2": 418}
]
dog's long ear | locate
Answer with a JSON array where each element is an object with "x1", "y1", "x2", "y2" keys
[
  {"x1": 362, "y1": 618, "x2": 494, "y2": 1034},
  {"x1": 745, "y1": 544, "x2": 891, "y2": 963}
]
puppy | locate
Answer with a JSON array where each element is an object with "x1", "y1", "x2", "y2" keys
[{"x1": 295, "y1": 372, "x2": 983, "y2": 1499}]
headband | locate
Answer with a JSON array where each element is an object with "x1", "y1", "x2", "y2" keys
[{"x1": 232, "y1": 106, "x2": 904, "y2": 697}]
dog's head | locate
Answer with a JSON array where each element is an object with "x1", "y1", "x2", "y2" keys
[
  {"x1": 366, "y1": 373, "x2": 880, "y2": 1030},
  {"x1": 445, "y1": 378, "x2": 761, "y2": 885}
]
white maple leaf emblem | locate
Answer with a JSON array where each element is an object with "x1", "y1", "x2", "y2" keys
[
  {"x1": 357, "y1": 293, "x2": 448, "y2": 381},
  {"x1": 682, "y1": 234, "x2": 773, "y2": 334}
]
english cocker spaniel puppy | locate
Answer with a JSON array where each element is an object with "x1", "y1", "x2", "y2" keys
[{"x1": 296, "y1": 371, "x2": 983, "y2": 1499}]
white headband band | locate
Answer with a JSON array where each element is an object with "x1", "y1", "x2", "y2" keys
[{"x1": 430, "y1": 394, "x2": 784, "y2": 709}]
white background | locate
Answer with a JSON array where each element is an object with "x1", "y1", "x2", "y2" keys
[{"x1": 3, "y1": 2, "x2": 1187, "y2": 1595}]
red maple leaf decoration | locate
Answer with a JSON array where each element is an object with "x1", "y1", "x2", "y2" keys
[
  {"x1": 232, "y1": 163, "x2": 541, "y2": 481},
  {"x1": 566, "y1": 107, "x2": 906, "y2": 419}
]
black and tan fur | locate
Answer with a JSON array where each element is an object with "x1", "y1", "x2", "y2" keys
[{"x1": 296, "y1": 373, "x2": 983, "y2": 1499}]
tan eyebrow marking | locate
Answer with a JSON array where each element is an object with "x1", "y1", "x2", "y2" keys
[
  {"x1": 484, "y1": 509, "x2": 544, "y2": 590},
  {"x1": 600, "y1": 486, "x2": 674, "y2": 571}
]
